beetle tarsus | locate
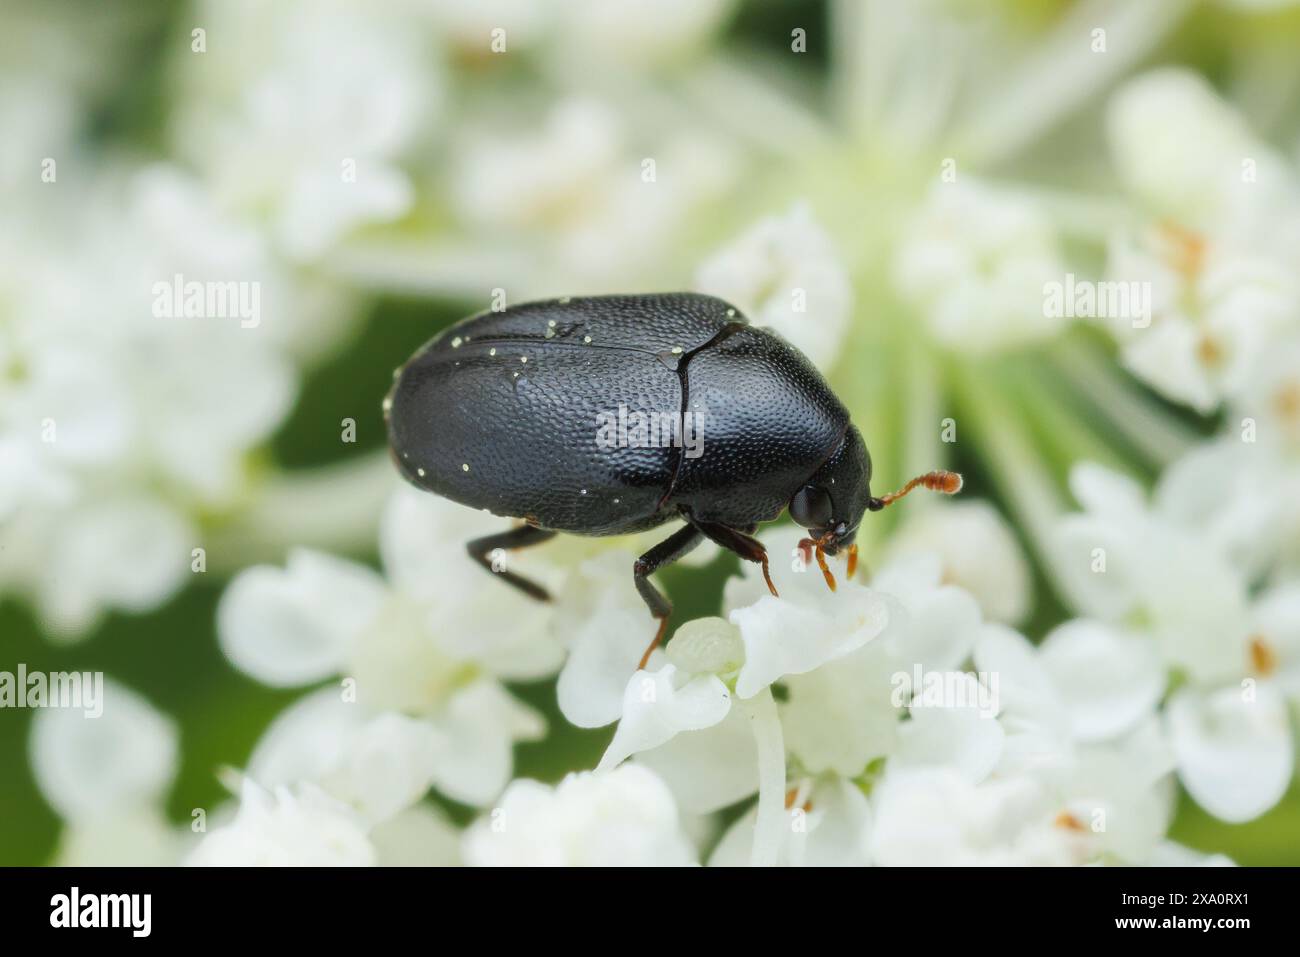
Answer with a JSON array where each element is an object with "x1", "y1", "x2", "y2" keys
[
  {"x1": 639, "y1": 616, "x2": 671, "y2": 671},
  {"x1": 760, "y1": 553, "x2": 779, "y2": 598},
  {"x1": 798, "y1": 532, "x2": 840, "y2": 591},
  {"x1": 690, "y1": 519, "x2": 779, "y2": 597},
  {"x1": 815, "y1": 544, "x2": 836, "y2": 591},
  {"x1": 799, "y1": 536, "x2": 837, "y2": 592}
]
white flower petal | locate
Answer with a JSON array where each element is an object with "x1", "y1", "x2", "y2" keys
[
  {"x1": 1051, "y1": 513, "x2": 1144, "y2": 623},
  {"x1": 780, "y1": 641, "x2": 901, "y2": 776},
  {"x1": 427, "y1": 680, "x2": 545, "y2": 807},
  {"x1": 799, "y1": 778, "x2": 874, "y2": 867},
  {"x1": 1251, "y1": 581, "x2": 1300, "y2": 696},
  {"x1": 873, "y1": 554, "x2": 984, "y2": 672},
  {"x1": 187, "y1": 780, "x2": 376, "y2": 867},
  {"x1": 729, "y1": 585, "x2": 889, "y2": 698},
  {"x1": 1038, "y1": 620, "x2": 1165, "y2": 742},
  {"x1": 217, "y1": 549, "x2": 385, "y2": 687},
  {"x1": 462, "y1": 765, "x2": 696, "y2": 867},
  {"x1": 1141, "y1": 530, "x2": 1249, "y2": 685},
  {"x1": 896, "y1": 673, "x2": 1004, "y2": 783},
  {"x1": 53, "y1": 809, "x2": 186, "y2": 867},
  {"x1": 869, "y1": 767, "x2": 1080, "y2": 867},
  {"x1": 1167, "y1": 684, "x2": 1292, "y2": 823},
  {"x1": 973, "y1": 625, "x2": 1054, "y2": 716},
  {"x1": 1143, "y1": 841, "x2": 1234, "y2": 867},
  {"x1": 1155, "y1": 441, "x2": 1290, "y2": 580},
  {"x1": 30, "y1": 679, "x2": 178, "y2": 822},
  {"x1": 636, "y1": 704, "x2": 759, "y2": 814},
  {"x1": 38, "y1": 498, "x2": 193, "y2": 636},
  {"x1": 369, "y1": 805, "x2": 462, "y2": 867},
  {"x1": 248, "y1": 687, "x2": 440, "y2": 823},
  {"x1": 598, "y1": 665, "x2": 732, "y2": 771},
  {"x1": 886, "y1": 501, "x2": 1031, "y2": 625},
  {"x1": 708, "y1": 777, "x2": 873, "y2": 868},
  {"x1": 1108, "y1": 69, "x2": 1279, "y2": 225},
  {"x1": 893, "y1": 178, "x2": 1066, "y2": 353},
  {"x1": 1121, "y1": 319, "x2": 1218, "y2": 413},
  {"x1": 1068, "y1": 462, "x2": 1148, "y2": 522},
  {"x1": 1062, "y1": 720, "x2": 1177, "y2": 863},
  {"x1": 557, "y1": 604, "x2": 657, "y2": 728}
]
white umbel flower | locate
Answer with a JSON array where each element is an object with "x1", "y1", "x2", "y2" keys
[
  {"x1": 0, "y1": 162, "x2": 340, "y2": 635},
  {"x1": 462, "y1": 765, "x2": 697, "y2": 867},
  {"x1": 885, "y1": 500, "x2": 1032, "y2": 625},
  {"x1": 1053, "y1": 462, "x2": 1250, "y2": 685},
  {"x1": 30, "y1": 679, "x2": 178, "y2": 823},
  {"x1": 449, "y1": 97, "x2": 736, "y2": 287},
  {"x1": 695, "y1": 204, "x2": 853, "y2": 369},
  {"x1": 187, "y1": 780, "x2": 376, "y2": 867},
  {"x1": 868, "y1": 767, "x2": 1089, "y2": 867},
  {"x1": 894, "y1": 178, "x2": 1067, "y2": 353},
  {"x1": 175, "y1": 0, "x2": 437, "y2": 260},
  {"x1": 1101, "y1": 70, "x2": 1300, "y2": 413},
  {"x1": 1166, "y1": 683, "x2": 1293, "y2": 824},
  {"x1": 29, "y1": 679, "x2": 185, "y2": 866},
  {"x1": 217, "y1": 488, "x2": 554, "y2": 812}
]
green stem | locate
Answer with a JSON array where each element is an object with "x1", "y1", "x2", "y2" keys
[
  {"x1": 1048, "y1": 338, "x2": 1199, "y2": 468},
  {"x1": 948, "y1": 363, "x2": 1069, "y2": 595}
]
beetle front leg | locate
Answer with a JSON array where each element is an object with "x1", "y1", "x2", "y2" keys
[
  {"x1": 466, "y1": 525, "x2": 557, "y2": 602},
  {"x1": 633, "y1": 524, "x2": 704, "y2": 669},
  {"x1": 688, "y1": 519, "x2": 779, "y2": 599}
]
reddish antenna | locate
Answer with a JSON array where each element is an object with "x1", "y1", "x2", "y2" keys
[
  {"x1": 803, "y1": 470, "x2": 964, "y2": 591},
  {"x1": 868, "y1": 470, "x2": 963, "y2": 511}
]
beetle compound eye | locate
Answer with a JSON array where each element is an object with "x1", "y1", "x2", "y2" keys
[{"x1": 790, "y1": 485, "x2": 833, "y2": 529}]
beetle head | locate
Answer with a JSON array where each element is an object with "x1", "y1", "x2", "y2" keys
[{"x1": 789, "y1": 425, "x2": 873, "y2": 555}]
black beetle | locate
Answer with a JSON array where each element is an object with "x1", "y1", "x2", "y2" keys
[{"x1": 384, "y1": 293, "x2": 960, "y2": 666}]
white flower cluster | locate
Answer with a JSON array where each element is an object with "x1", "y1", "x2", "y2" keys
[
  {"x1": 29, "y1": 679, "x2": 185, "y2": 866},
  {"x1": 1053, "y1": 449, "x2": 1300, "y2": 824},
  {"x1": 18, "y1": 0, "x2": 1300, "y2": 869},
  {"x1": 0, "y1": 166, "x2": 342, "y2": 635},
  {"x1": 895, "y1": 178, "x2": 1068, "y2": 354},
  {"x1": 1101, "y1": 70, "x2": 1300, "y2": 417},
  {"x1": 157, "y1": 494, "x2": 1233, "y2": 867},
  {"x1": 0, "y1": 2, "x2": 396, "y2": 634},
  {"x1": 2, "y1": 0, "x2": 747, "y2": 634},
  {"x1": 554, "y1": 522, "x2": 1203, "y2": 867}
]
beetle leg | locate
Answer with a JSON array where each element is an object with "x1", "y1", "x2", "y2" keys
[
  {"x1": 466, "y1": 525, "x2": 557, "y2": 602},
  {"x1": 633, "y1": 524, "x2": 705, "y2": 669},
  {"x1": 797, "y1": 536, "x2": 837, "y2": 592},
  {"x1": 690, "y1": 520, "x2": 779, "y2": 599}
]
